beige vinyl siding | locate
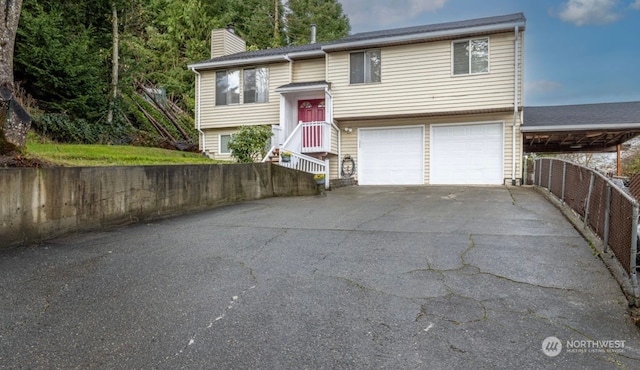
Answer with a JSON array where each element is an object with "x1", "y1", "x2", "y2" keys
[
  {"x1": 199, "y1": 62, "x2": 289, "y2": 130},
  {"x1": 331, "y1": 125, "x2": 338, "y2": 154},
  {"x1": 329, "y1": 156, "x2": 339, "y2": 181},
  {"x1": 337, "y1": 112, "x2": 520, "y2": 184},
  {"x1": 328, "y1": 32, "x2": 522, "y2": 120},
  {"x1": 203, "y1": 128, "x2": 239, "y2": 160},
  {"x1": 292, "y1": 58, "x2": 326, "y2": 82}
]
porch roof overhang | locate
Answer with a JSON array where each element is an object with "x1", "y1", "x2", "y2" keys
[
  {"x1": 275, "y1": 81, "x2": 329, "y2": 94},
  {"x1": 522, "y1": 102, "x2": 640, "y2": 153}
]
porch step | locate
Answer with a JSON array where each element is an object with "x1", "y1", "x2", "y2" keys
[{"x1": 267, "y1": 148, "x2": 280, "y2": 162}]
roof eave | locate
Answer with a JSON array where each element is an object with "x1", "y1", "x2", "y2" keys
[
  {"x1": 275, "y1": 82, "x2": 329, "y2": 93},
  {"x1": 521, "y1": 122, "x2": 640, "y2": 132},
  {"x1": 188, "y1": 55, "x2": 287, "y2": 71},
  {"x1": 288, "y1": 50, "x2": 326, "y2": 59},
  {"x1": 322, "y1": 21, "x2": 526, "y2": 52}
]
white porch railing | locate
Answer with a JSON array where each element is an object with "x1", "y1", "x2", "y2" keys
[
  {"x1": 301, "y1": 121, "x2": 331, "y2": 153},
  {"x1": 261, "y1": 121, "x2": 338, "y2": 189},
  {"x1": 271, "y1": 125, "x2": 284, "y2": 148},
  {"x1": 274, "y1": 121, "x2": 332, "y2": 154},
  {"x1": 278, "y1": 149, "x2": 326, "y2": 174}
]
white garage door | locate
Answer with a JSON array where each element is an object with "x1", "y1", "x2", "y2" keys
[
  {"x1": 430, "y1": 123, "x2": 503, "y2": 185},
  {"x1": 358, "y1": 126, "x2": 424, "y2": 185}
]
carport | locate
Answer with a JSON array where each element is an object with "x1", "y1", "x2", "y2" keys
[{"x1": 521, "y1": 101, "x2": 640, "y2": 173}]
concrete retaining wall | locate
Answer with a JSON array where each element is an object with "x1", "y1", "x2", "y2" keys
[{"x1": 0, "y1": 163, "x2": 317, "y2": 249}]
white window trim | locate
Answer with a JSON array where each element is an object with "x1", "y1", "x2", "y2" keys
[
  {"x1": 451, "y1": 37, "x2": 490, "y2": 77},
  {"x1": 219, "y1": 134, "x2": 232, "y2": 154},
  {"x1": 349, "y1": 49, "x2": 382, "y2": 85}
]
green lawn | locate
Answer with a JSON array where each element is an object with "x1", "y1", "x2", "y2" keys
[{"x1": 26, "y1": 142, "x2": 229, "y2": 166}]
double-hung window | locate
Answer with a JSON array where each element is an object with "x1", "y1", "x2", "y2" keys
[
  {"x1": 215, "y1": 70, "x2": 240, "y2": 105},
  {"x1": 452, "y1": 38, "x2": 489, "y2": 75},
  {"x1": 350, "y1": 50, "x2": 381, "y2": 84},
  {"x1": 243, "y1": 67, "x2": 269, "y2": 103}
]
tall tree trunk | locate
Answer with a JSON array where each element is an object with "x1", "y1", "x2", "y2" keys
[
  {"x1": 0, "y1": 0, "x2": 30, "y2": 153},
  {"x1": 273, "y1": 0, "x2": 281, "y2": 47},
  {"x1": 107, "y1": 2, "x2": 119, "y2": 125}
]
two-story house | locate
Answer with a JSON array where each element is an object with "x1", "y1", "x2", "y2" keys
[{"x1": 188, "y1": 13, "x2": 526, "y2": 187}]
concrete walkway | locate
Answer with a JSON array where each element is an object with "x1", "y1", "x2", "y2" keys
[{"x1": 1, "y1": 186, "x2": 639, "y2": 369}]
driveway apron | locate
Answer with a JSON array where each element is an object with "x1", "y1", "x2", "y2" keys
[{"x1": 1, "y1": 186, "x2": 639, "y2": 369}]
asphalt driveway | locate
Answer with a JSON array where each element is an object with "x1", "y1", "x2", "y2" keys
[{"x1": 1, "y1": 186, "x2": 640, "y2": 369}]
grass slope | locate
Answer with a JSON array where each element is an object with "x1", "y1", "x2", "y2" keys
[{"x1": 26, "y1": 142, "x2": 228, "y2": 166}]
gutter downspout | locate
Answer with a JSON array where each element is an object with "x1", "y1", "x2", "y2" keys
[
  {"x1": 326, "y1": 87, "x2": 339, "y2": 190},
  {"x1": 283, "y1": 54, "x2": 294, "y2": 140},
  {"x1": 191, "y1": 67, "x2": 206, "y2": 154},
  {"x1": 512, "y1": 26, "x2": 519, "y2": 186},
  {"x1": 284, "y1": 54, "x2": 293, "y2": 83}
]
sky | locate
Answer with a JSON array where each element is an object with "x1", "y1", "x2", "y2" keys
[{"x1": 338, "y1": 0, "x2": 640, "y2": 107}]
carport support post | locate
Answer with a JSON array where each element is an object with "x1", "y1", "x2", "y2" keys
[
  {"x1": 603, "y1": 184, "x2": 612, "y2": 253},
  {"x1": 523, "y1": 155, "x2": 528, "y2": 185},
  {"x1": 548, "y1": 160, "x2": 553, "y2": 191},
  {"x1": 561, "y1": 162, "x2": 567, "y2": 203},
  {"x1": 583, "y1": 172, "x2": 595, "y2": 230},
  {"x1": 631, "y1": 204, "x2": 639, "y2": 307}
]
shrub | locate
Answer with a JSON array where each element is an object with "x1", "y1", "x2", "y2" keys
[
  {"x1": 32, "y1": 113, "x2": 99, "y2": 143},
  {"x1": 227, "y1": 125, "x2": 272, "y2": 163}
]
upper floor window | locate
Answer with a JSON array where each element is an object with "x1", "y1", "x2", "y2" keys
[
  {"x1": 452, "y1": 38, "x2": 489, "y2": 75},
  {"x1": 215, "y1": 70, "x2": 240, "y2": 105},
  {"x1": 243, "y1": 67, "x2": 269, "y2": 103},
  {"x1": 350, "y1": 50, "x2": 381, "y2": 84}
]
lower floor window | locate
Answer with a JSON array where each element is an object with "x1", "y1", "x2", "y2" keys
[{"x1": 219, "y1": 134, "x2": 232, "y2": 154}]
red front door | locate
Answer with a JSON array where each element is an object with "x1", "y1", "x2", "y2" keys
[{"x1": 298, "y1": 99, "x2": 325, "y2": 149}]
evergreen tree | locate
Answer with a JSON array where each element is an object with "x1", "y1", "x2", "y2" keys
[
  {"x1": 15, "y1": 0, "x2": 109, "y2": 122},
  {"x1": 285, "y1": 0, "x2": 350, "y2": 45}
]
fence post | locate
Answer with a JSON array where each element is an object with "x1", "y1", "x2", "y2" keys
[
  {"x1": 561, "y1": 162, "x2": 567, "y2": 203},
  {"x1": 584, "y1": 172, "x2": 595, "y2": 229},
  {"x1": 603, "y1": 184, "x2": 612, "y2": 253},
  {"x1": 548, "y1": 160, "x2": 553, "y2": 191},
  {"x1": 523, "y1": 156, "x2": 528, "y2": 185},
  {"x1": 537, "y1": 160, "x2": 542, "y2": 186},
  {"x1": 631, "y1": 204, "x2": 639, "y2": 307}
]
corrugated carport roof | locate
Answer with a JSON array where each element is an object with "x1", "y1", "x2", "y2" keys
[{"x1": 522, "y1": 101, "x2": 640, "y2": 153}]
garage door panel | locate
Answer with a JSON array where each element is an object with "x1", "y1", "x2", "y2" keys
[
  {"x1": 430, "y1": 123, "x2": 503, "y2": 185},
  {"x1": 359, "y1": 126, "x2": 424, "y2": 185}
]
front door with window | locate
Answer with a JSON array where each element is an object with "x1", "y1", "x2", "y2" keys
[{"x1": 298, "y1": 99, "x2": 325, "y2": 150}]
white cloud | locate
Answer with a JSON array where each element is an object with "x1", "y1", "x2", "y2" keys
[
  {"x1": 558, "y1": 0, "x2": 620, "y2": 26},
  {"x1": 525, "y1": 80, "x2": 563, "y2": 95},
  {"x1": 340, "y1": 0, "x2": 449, "y2": 30},
  {"x1": 632, "y1": 0, "x2": 640, "y2": 9}
]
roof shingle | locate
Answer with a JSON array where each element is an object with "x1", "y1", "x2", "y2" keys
[
  {"x1": 190, "y1": 13, "x2": 525, "y2": 66},
  {"x1": 523, "y1": 102, "x2": 640, "y2": 127}
]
